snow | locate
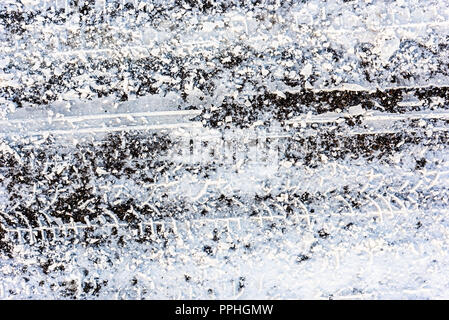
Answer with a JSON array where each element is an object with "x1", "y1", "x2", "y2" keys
[{"x1": 0, "y1": 0, "x2": 449, "y2": 300}]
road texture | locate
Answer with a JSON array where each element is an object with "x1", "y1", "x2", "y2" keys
[{"x1": 1, "y1": 0, "x2": 449, "y2": 299}]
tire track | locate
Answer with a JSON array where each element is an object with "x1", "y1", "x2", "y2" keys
[{"x1": 2, "y1": 0, "x2": 449, "y2": 299}]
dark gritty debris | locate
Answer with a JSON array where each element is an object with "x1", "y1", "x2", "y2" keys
[
  {"x1": 350, "y1": 199, "x2": 362, "y2": 210},
  {"x1": 111, "y1": 199, "x2": 140, "y2": 224},
  {"x1": 238, "y1": 277, "x2": 245, "y2": 291},
  {"x1": 0, "y1": 224, "x2": 13, "y2": 257},
  {"x1": 82, "y1": 279, "x2": 108, "y2": 296},
  {"x1": 203, "y1": 245, "x2": 213, "y2": 255},
  {"x1": 82, "y1": 281, "x2": 95, "y2": 294},
  {"x1": 55, "y1": 265, "x2": 65, "y2": 272},
  {"x1": 199, "y1": 86, "x2": 448, "y2": 129},
  {"x1": 53, "y1": 187, "x2": 102, "y2": 223},
  {"x1": 117, "y1": 235, "x2": 126, "y2": 247},
  {"x1": 415, "y1": 158, "x2": 427, "y2": 170},
  {"x1": 61, "y1": 280, "x2": 78, "y2": 299},
  {"x1": 416, "y1": 221, "x2": 423, "y2": 229},
  {"x1": 40, "y1": 259, "x2": 53, "y2": 275},
  {"x1": 344, "y1": 223, "x2": 354, "y2": 230},
  {"x1": 212, "y1": 228, "x2": 220, "y2": 241},
  {"x1": 318, "y1": 229, "x2": 330, "y2": 239},
  {"x1": 296, "y1": 254, "x2": 310, "y2": 263},
  {"x1": 0, "y1": 9, "x2": 37, "y2": 35}
]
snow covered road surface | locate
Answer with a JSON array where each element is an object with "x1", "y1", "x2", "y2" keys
[{"x1": 1, "y1": 0, "x2": 449, "y2": 299}]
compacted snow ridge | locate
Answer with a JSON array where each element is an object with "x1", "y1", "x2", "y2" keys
[{"x1": 1, "y1": 0, "x2": 449, "y2": 299}]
